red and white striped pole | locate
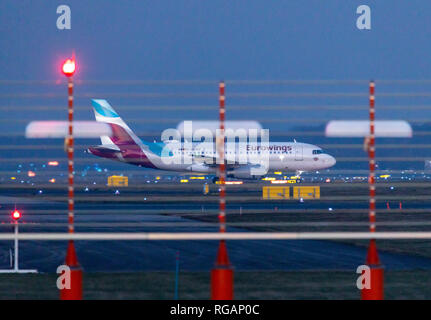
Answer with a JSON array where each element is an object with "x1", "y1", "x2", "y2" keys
[
  {"x1": 361, "y1": 80, "x2": 384, "y2": 300},
  {"x1": 369, "y1": 80, "x2": 376, "y2": 234},
  {"x1": 59, "y1": 58, "x2": 83, "y2": 300},
  {"x1": 218, "y1": 81, "x2": 226, "y2": 234},
  {"x1": 67, "y1": 75, "x2": 75, "y2": 235},
  {"x1": 211, "y1": 81, "x2": 233, "y2": 300}
]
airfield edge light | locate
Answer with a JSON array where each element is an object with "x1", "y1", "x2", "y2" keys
[
  {"x1": 11, "y1": 209, "x2": 21, "y2": 221},
  {"x1": 62, "y1": 59, "x2": 76, "y2": 77}
]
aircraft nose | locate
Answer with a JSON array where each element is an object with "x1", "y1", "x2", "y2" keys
[{"x1": 327, "y1": 155, "x2": 336, "y2": 167}]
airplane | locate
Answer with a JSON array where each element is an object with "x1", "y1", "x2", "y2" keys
[{"x1": 87, "y1": 99, "x2": 336, "y2": 180}]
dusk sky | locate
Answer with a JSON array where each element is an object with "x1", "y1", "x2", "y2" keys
[
  {"x1": 1, "y1": 1, "x2": 431, "y2": 134},
  {"x1": 2, "y1": 1, "x2": 431, "y2": 79}
]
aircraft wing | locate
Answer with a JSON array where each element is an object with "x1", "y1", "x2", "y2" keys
[{"x1": 192, "y1": 153, "x2": 260, "y2": 170}]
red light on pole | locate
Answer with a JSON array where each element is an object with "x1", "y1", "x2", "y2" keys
[
  {"x1": 62, "y1": 59, "x2": 76, "y2": 77},
  {"x1": 12, "y1": 210, "x2": 21, "y2": 221}
]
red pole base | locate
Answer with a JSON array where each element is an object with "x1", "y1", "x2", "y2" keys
[
  {"x1": 211, "y1": 240, "x2": 234, "y2": 300},
  {"x1": 211, "y1": 268, "x2": 233, "y2": 300},
  {"x1": 361, "y1": 266, "x2": 384, "y2": 300},
  {"x1": 361, "y1": 239, "x2": 384, "y2": 300},
  {"x1": 59, "y1": 240, "x2": 83, "y2": 300},
  {"x1": 60, "y1": 267, "x2": 83, "y2": 300}
]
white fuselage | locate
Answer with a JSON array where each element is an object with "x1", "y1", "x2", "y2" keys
[{"x1": 147, "y1": 142, "x2": 336, "y2": 175}]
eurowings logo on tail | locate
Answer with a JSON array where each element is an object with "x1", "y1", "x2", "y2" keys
[{"x1": 92, "y1": 99, "x2": 139, "y2": 146}]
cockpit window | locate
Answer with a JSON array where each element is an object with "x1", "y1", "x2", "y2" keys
[{"x1": 312, "y1": 149, "x2": 323, "y2": 155}]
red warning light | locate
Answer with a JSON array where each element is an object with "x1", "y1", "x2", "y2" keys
[
  {"x1": 12, "y1": 210, "x2": 21, "y2": 221},
  {"x1": 62, "y1": 59, "x2": 76, "y2": 77}
]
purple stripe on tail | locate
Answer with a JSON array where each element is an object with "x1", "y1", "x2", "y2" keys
[{"x1": 89, "y1": 123, "x2": 157, "y2": 169}]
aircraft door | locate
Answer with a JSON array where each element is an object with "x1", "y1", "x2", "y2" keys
[{"x1": 294, "y1": 145, "x2": 303, "y2": 161}]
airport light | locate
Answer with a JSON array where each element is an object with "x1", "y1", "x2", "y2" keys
[
  {"x1": 270, "y1": 180, "x2": 288, "y2": 184},
  {"x1": 11, "y1": 209, "x2": 21, "y2": 221},
  {"x1": 0, "y1": 209, "x2": 38, "y2": 273},
  {"x1": 62, "y1": 59, "x2": 76, "y2": 77}
]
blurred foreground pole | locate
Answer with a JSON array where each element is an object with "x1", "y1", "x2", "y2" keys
[
  {"x1": 59, "y1": 58, "x2": 83, "y2": 300},
  {"x1": 361, "y1": 80, "x2": 384, "y2": 300},
  {"x1": 211, "y1": 81, "x2": 233, "y2": 300}
]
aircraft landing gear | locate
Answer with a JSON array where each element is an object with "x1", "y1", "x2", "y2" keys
[{"x1": 295, "y1": 170, "x2": 304, "y2": 178}]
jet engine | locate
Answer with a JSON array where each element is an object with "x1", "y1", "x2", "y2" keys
[{"x1": 227, "y1": 165, "x2": 265, "y2": 179}]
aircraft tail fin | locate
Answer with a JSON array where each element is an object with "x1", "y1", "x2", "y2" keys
[
  {"x1": 91, "y1": 99, "x2": 166, "y2": 159},
  {"x1": 91, "y1": 99, "x2": 141, "y2": 146}
]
